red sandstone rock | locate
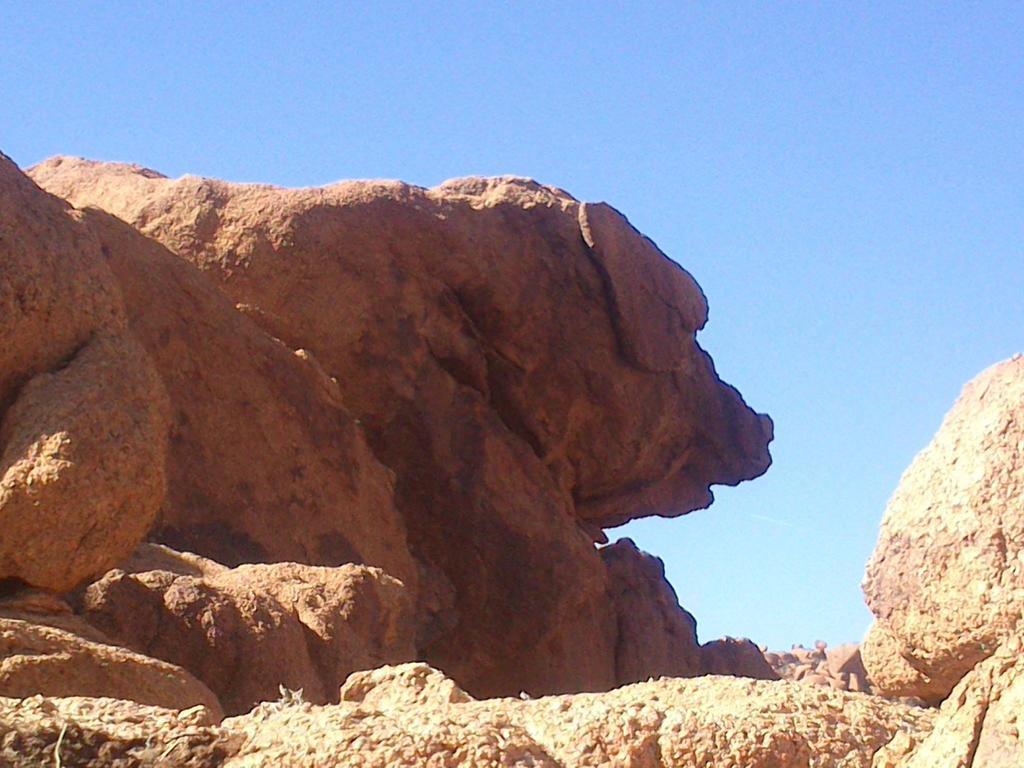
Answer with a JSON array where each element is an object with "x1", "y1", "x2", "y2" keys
[
  {"x1": 31, "y1": 158, "x2": 773, "y2": 697},
  {"x1": 77, "y1": 207, "x2": 417, "y2": 589},
  {"x1": 0, "y1": 153, "x2": 168, "y2": 592},
  {"x1": 0, "y1": 613, "x2": 220, "y2": 718},
  {"x1": 79, "y1": 544, "x2": 415, "y2": 715},
  {"x1": 700, "y1": 637, "x2": 778, "y2": 680},
  {"x1": 600, "y1": 538, "x2": 703, "y2": 684}
]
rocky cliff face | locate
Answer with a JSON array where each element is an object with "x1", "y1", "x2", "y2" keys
[{"x1": 28, "y1": 156, "x2": 774, "y2": 698}]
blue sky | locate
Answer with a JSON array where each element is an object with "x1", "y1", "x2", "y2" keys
[{"x1": 3, "y1": 3, "x2": 1022, "y2": 650}]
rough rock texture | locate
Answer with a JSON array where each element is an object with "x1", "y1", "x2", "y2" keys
[
  {"x1": 0, "y1": 614, "x2": 220, "y2": 718},
  {"x1": 768, "y1": 641, "x2": 874, "y2": 694},
  {"x1": 699, "y1": 636, "x2": 779, "y2": 680},
  {"x1": 600, "y1": 538, "x2": 703, "y2": 684},
  {"x1": 75, "y1": 207, "x2": 417, "y2": 588},
  {"x1": 0, "y1": 695, "x2": 236, "y2": 768},
  {"x1": 0, "y1": 153, "x2": 168, "y2": 592},
  {"x1": 221, "y1": 663, "x2": 932, "y2": 767},
  {"x1": 860, "y1": 622, "x2": 947, "y2": 704},
  {"x1": 862, "y1": 356, "x2": 1024, "y2": 702},
  {"x1": 31, "y1": 158, "x2": 773, "y2": 698},
  {"x1": 78, "y1": 544, "x2": 415, "y2": 715},
  {"x1": 874, "y1": 633, "x2": 1024, "y2": 768}
]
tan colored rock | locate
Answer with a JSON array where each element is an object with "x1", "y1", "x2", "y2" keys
[
  {"x1": 600, "y1": 537, "x2": 703, "y2": 684},
  {"x1": 79, "y1": 544, "x2": 415, "y2": 715},
  {"x1": 884, "y1": 634, "x2": 1024, "y2": 767},
  {"x1": 77, "y1": 206, "x2": 417, "y2": 590},
  {"x1": 860, "y1": 623, "x2": 946, "y2": 704},
  {"x1": 0, "y1": 153, "x2": 168, "y2": 592},
  {"x1": 0, "y1": 615, "x2": 220, "y2": 718},
  {"x1": 32, "y1": 158, "x2": 773, "y2": 698},
  {"x1": 767, "y1": 642, "x2": 878, "y2": 695},
  {"x1": 827, "y1": 642, "x2": 867, "y2": 679},
  {"x1": 0, "y1": 695, "x2": 237, "y2": 768},
  {"x1": 223, "y1": 663, "x2": 933, "y2": 767},
  {"x1": 700, "y1": 637, "x2": 779, "y2": 680},
  {"x1": 862, "y1": 356, "x2": 1024, "y2": 702}
]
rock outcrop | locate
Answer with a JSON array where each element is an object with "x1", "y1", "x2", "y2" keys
[
  {"x1": 218, "y1": 663, "x2": 936, "y2": 767},
  {"x1": 601, "y1": 538, "x2": 704, "y2": 684},
  {"x1": 862, "y1": 356, "x2": 1024, "y2": 703},
  {"x1": 0, "y1": 152, "x2": 169, "y2": 593},
  {"x1": 0, "y1": 663, "x2": 935, "y2": 768},
  {"x1": 0, "y1": 610, "x2": 220, "y2": 717},
  {"x1": 875, "y1": 633, "x2": 1024, "y2": 767},
  {"x1": 77, "y1": 544, "x2": 415, "y2": 715},
  {"x1": 75, "y1": 206, "x2": 418, "y2": 590},
  {"x1": 767, "y1": 641, "x2": 874, "y2": 694},
  {"x1": 0, "y1": 695, "x2": 235, "y2": 768},
  {"x1": 700, "y1": 636, "x2": 778, "y2": 680},
  {"x1": 30, "y1": 157, "x2": 774, "y2": 698}
]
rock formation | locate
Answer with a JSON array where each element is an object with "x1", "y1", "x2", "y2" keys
[
  {"x1": 601, "y1": 538, "x2": 704, "y2": 684},
  {"x1": 30, "y1": 157, "x2": 774, "y2": 698},
  {"x1": 78, "y1": 544, "x2": 415, "y2": 715},
  {"x1": 72, "y1": 206, "x2": 417, "y2": 590},
  {"x1": 0, "y1": 153, "x2": 168, "y2": 593},
  {"x1": 877, "y1": 632, "x2": 1024, "y2": 767},
  {"x1": 17, "y1": 148, "x2": 1024, "y2": 764},
  {"x1": 0, "y1": 600, "x2": 219, "y2": 717},
  {"x1": 0, "y1": 663, "x2": 936, "y2": 768},
  {"x1": 767, "y1": 641, "x2": 874, "y2": 694},
  {"x1": 862, "y1": 355, "x2": 1024, "y2": 704}
]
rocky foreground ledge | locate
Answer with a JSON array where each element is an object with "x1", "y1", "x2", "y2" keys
[{"x1": 2, "y1": 662, "x2": 933, "y2": 768}]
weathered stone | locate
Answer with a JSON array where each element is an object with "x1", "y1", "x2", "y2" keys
[
  {"x1": 0, "y1": 695, "x2": 237, "y2": 768},
  {"x1": 0, "y1": 614, "x2": 220, "y2": 718},
  {"x1": 222, "y1": 663, "x2": 932, "y2": 767},
  {"x1": 862, "y1": 356, "x2": 1024, "y2": 702},
  {"x1": 79, "y1": 544, "x2": 415, "y2": 715},
  {"x1": 884, "y1": 634, "x2": 1024, "y2": 767},
  {"x1": 700, "y1": 637, "x2": 779, "y2": 680},
  {"x1": 0, "y1": 153, "x2": 168, "y2": 592},
  {"x1": 600, "y1": 537, "x2": 703, "y2": 684},
  {"x1": 76, "y1": 206, "x2": 417, "y2": 591},
  {"x1": 31, "y1": 158, "x2": 773, "y2": 698}
]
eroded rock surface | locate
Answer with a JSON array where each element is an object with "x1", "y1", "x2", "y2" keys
[
  {"x1": 224, "y1": 663, "x2": 931, "y2": 768},
  {"x1": 0, "y1": 613, "x2": 220, "y2": 718},
  {"x1": 601, "y1": 538, "x2": 703, "y2": 684},
  {"x1": 862, "y1": 356, "x2": 1024, "y2": 702},
  {"x1": 78, "y1": 544, "x2": 415, "y2": 715},
  {"x1": 768, "y1": 641, "x2": 874, "y2": 694},
  {"x1": 875, "y1": 633, "x2": 1024, "y2": 768},
  {"x1": 31, "y1": 158, "x2": 773, "y2": 697},
  {"x1": 0, "y1": 695, "x2": 235, "y2": 768},
  {"x1": 0, "y1": 153, "x2": 169, "y2": 592}
]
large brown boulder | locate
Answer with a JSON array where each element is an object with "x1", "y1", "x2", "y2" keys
[
  {"x1": 78, "y1": 544, "x2": 415, "y2": 715},
  {"x1": 31, "y1": 159, "x2": 773, "y2": 698},
  {"x1": 0, "y1": 153, "x2": 168, "y2": 592},
  {"x1": 76, "y1": 206, "x2": 417, "y2": 589},
  {"x1": 862, "y1": 356, "x2": 1024, "y2": 702},
  {"x1": 221, "y1": 663, "x2": 933, "y2": 767}
]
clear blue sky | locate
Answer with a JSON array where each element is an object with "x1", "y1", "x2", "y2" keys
[{"x1": 3, "y1": 3, "x2": 1022, "y2": 650}]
